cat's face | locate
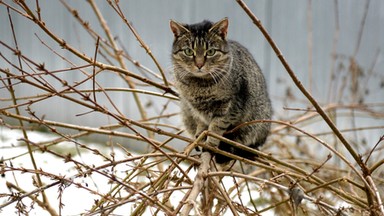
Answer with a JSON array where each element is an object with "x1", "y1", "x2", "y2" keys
[{"x1": 170, "y1": 18, "x2": 231, "y2": 81}]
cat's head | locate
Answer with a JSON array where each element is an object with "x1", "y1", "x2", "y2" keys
[{"x1": 170, "y1": 18, "x2": 231, "y2": 81}]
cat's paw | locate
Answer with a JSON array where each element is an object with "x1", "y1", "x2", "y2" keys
[
  {"x1": 194, "y1": 126, "x2": 207, "y2": 139},
  {"x1": 205, "y1": 137, "x2": 220, "y2": 148}
]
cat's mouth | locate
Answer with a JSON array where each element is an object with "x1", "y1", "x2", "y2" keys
[
  {"x1": 191, "y1": 68, "x2": 212, "y2": 78},
  {"x1": 188, "y1": 67, "x2": 225, "y2": 83}
]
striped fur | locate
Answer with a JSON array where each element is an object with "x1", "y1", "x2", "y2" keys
[{"x1": 170, "y1": 18, "x2": 272, "y2": 164}]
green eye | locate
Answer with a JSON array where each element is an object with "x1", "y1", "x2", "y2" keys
[
  {"x1": 183, "y1": 48, "x2": 194, "y2": 56},
  {"x1": 206, "y1": 49, "x2": 216, "y2": 56}
]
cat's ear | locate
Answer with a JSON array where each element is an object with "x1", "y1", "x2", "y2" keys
[
  {"x1": 210, "y1": 17, "x2": 229, "y2": 39},
  {"x1": 170, "y1": 20, "x2": 189, "y2": 37}
]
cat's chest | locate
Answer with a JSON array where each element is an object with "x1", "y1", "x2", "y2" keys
[
  {"x1": 190, "y1": 96, "x2": 230, "y2": 112},
  {"x1": 181, "y1": 87, "x2": 231, "y2": 118}
]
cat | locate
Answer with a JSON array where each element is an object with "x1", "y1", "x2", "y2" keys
[{"x1": 170, "y1": 18, "x2": 272, "y2": 164}]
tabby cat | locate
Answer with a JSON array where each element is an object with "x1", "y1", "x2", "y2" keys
[{"x1": 170, "y1": 18, "x2": 272, "y2": 164}]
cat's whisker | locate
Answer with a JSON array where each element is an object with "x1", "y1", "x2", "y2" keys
[{"x1": 208, "y1": 70, "x2": 219, "y2": 84}]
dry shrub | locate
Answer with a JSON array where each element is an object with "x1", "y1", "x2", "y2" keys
[{"x1": 0, "y1": 1, "x2": 383, "y2": 215}]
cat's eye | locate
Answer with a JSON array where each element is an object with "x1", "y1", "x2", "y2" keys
[
  {"x1": 206, "y1": 49, "x2": 216, "y2": 56},
  {"x1": 183, "y1": 48, "x2": 194, "y2": 56}
]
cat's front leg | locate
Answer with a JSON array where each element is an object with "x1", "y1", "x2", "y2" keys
[
  {"x1": 206, "y1": 118, "x2": 231, "y2": 148},
  {"x1": 192, "y1": 121, "x2": 208, "y2": 151},
  {"x1": 195, "y1": 122, "x2": 208, "y2": 139}
]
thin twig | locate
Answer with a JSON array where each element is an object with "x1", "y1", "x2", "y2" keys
[{"x1": 180, "y1": 151, "x2": 212, "y2": 216}]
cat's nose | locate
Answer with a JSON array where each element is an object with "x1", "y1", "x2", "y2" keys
[
  {"x1": 195, "y1": 62, "x2": 204, "y2": 69},
  {"x1": 194, "y1": 58, "x2": 205, "y2": 69}
]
